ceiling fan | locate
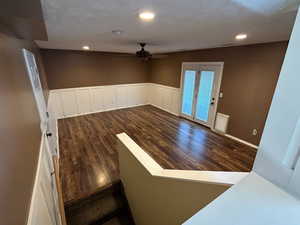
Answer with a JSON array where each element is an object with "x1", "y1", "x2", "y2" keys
[
  {"x1": 94, "y1": 43, "x2": 168, "y2": 60},
  {"x1": 135, "y1": 43, "x2": 168, "y2": 60}
]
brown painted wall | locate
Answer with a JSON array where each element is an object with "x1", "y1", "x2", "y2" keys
[
  {"x1": 150, "y1": 42, "x2": 288, "y2": 145},
  {"x1": 41, "y1": 42, "x2": 287, "y2": 145},
  {"x1": 0, "y1": 29, "x2": 48, "y2": 225},
  {"x1": 41, "y1": 49, "x2": 150, "y2": 89}
]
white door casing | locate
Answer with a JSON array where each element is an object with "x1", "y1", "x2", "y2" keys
[
  {"x1": 23, "y1": 49, "x2": 48, "y2": 131},
  {"x1": 23, "y1": 49, "x2": 58, "y2": 155}
]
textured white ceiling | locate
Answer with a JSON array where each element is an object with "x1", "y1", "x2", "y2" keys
[{"x1": 36, "y1": 0, "x2": 300, "y2": 53}]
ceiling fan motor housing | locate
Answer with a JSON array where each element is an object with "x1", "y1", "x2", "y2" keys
[{"x1": 136, "y1": 43, "x2": 152, "y2": 59}]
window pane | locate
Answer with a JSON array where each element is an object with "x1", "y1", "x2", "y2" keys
[
  {"x1": 182, "y1": 70, "x2": 196, "y2": 116},
  {"x1": 195, "y1": 71, "x2": 214, "y2": 122}
]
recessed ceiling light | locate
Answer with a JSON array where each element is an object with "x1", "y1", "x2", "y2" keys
[
  {"x1": 82, "y1": 45, "x2": 90, "y2": 50},
  {"x1": 235, "y1": 33, "x2": 247, "y2": 40},
  {"x1": 139, "y1": 11, "x2": 155, "y2": 21}
]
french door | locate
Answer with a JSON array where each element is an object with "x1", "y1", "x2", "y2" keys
[{"x1": 180, "y1": 63, "x2": 223, "y2": 128}]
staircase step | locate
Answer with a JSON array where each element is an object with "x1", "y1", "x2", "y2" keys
[
  {"x1": 65, "y1": 181, "x2": 122, "y2": 210},
  {"x1": 90, "y1": 208, "x2": 134, "y2": 225},
  {"x1": 65, "y1": 181, "x2": 134, "y2": 225},
  {"x1": 101, "y1": 214, "x2": 134, "y2": 225}
]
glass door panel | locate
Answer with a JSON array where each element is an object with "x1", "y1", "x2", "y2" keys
[
  {"x1": 181, "y1": 70, "x2": 196, "y2": 116},
  {"x1": 195, "y1": 71, "x2": 215, "y2": 123}
]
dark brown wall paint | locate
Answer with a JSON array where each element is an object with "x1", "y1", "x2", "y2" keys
[
  {"x1": 41, "y1": 49, "x2": 150, "y2": 89},
  {"x1": 150, "y1": 42, "x2": 288, "y2": 145},
  {"x1": 0, "y1": 30, "x2": 48, "y2": 225}
]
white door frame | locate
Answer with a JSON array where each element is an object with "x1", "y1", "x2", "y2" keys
[
  {"x1": 23, "y1": 48, "x2": 58, "y2": 155},
  {"x1": 23, "y1": 48, "x2": 48, "y2": 131},
  {"x1": 179, "y1": 62, "x2": 224, "y2": 129}
]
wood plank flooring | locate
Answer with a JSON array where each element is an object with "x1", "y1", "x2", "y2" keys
[{"x1": 59, "y1": 105, "x2": 257, "y2": 204}]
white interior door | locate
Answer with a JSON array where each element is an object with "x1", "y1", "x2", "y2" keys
[
  {"x1": 180, "y1": 63, "x2": 223, "y2": 128},
  {"x1": 23, "y1": 49, "x2": 57, "y2": 155}
]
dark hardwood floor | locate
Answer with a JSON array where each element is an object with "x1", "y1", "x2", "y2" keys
[{"x1": 59, "y1": 105, "x2": 257, "y2": 204}]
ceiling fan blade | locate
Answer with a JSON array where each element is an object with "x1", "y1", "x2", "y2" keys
[
  {"x1": 152, "y1": 54, "x2": 168, "y2": 59},
  {"x1": 100, "y1": 53, "x2": 136, "y2": 57}
]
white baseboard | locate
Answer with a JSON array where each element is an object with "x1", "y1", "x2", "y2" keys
[
  {"x1": 58, "y1": 103, "x2": 148, "y2": 119},
  {"x1": 150, "y1": 104, "x2": 179, "y2": 116},
  {"x1": 225, "y1": 134, "x2": 258, "y2": 149}
]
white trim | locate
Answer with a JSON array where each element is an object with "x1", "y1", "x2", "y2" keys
[
  {"x1": 215, "y1": 112, "x2": 230, "y2": 119},
  {"x1": 27, "y1": 134, "x2": 62, "y2": 225},
  {"x1": 59, "y1": 103, "x2": 148, "y2": 119},
  {"x1": 49, "y1": 83, "x2": 149, "y2": 119},
  {"x1": 26, "y1": 134, "x2": 44, "y2": 225},
  {"x1": 23, "y1": 49, "x2": 49, "y2": 132},
  {"x1": 57, "y1": 102, "x2": 180, "y2": 119},
  {"x1": 55, "y1": 119, "x2": 60, "y2": 158},
  {"x1": 150, "y1": 104, "x2": 179, "y2": 116},
  {"x1": 148, "y1": 82, "x2": 179, "y2": 91},
  {"x1": 50, "y1": 83, "x2": 181, "y2": 119},
  {"x1": 50, "y1": 82, "x2": 150, "y2": 92},
  {"x1": 225, "y1": 134, "x2": 258, "y2": 149},
  {"x1": 117, "y1": 132, "x2": 249, "y2": 186},
  {"x1": 182, "y1": 62, "x2": 225, "y2": 66},
  {"x1": 211, "y1": 63, "x2": 224, "y2": 128}
]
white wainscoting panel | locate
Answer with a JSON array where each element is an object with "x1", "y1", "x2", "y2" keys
[
  {"x1": 49, "y1": 83, "x2": 150, "y2": 119},
  {"x1": 60, "y1": 90, "x2": 78, "y2": 116},
  {"x1": 48, "y1": 92, "x2": 64, "y2": 119},
  {"x1": 90, "y1": 88, "x2": 105, "y2": 112},
  {"x1": 76, "y1": 89, "x2": 92, "y2": 114},
  {"x1": 116, "y1": 86, "x2": 128, "y2": 108},
  {"x1": 148, "y1": 83, "x2": 180, "y2": 116},
  {"x1": 27, "y1": 136, "x2": 62, "y2": 225},
  {"x1": 102, "y1": 87, "x2": 116, "y2": 111}
]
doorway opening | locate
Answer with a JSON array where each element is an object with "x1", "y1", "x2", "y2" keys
[{"x1": 180, "y1": 62, "x2": 224, "y2": 128}]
